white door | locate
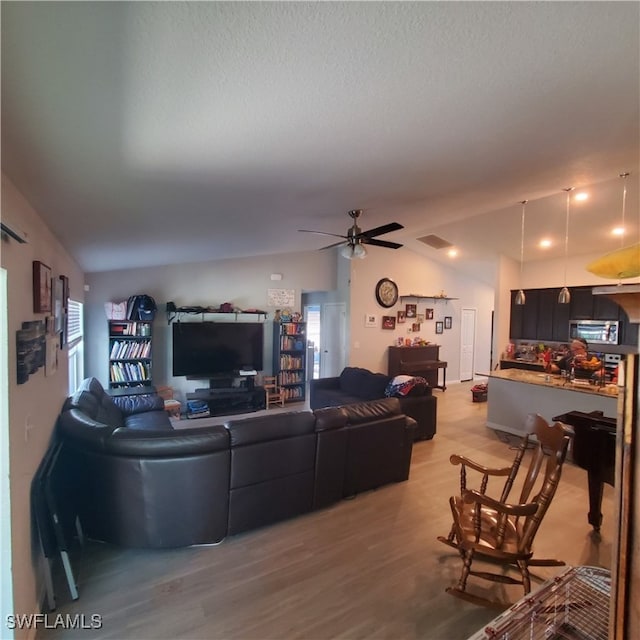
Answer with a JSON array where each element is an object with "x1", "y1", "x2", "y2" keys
[
  {"x1": 460, "y1": 308, "x2": 476, "y2": 381},
  {"x1": 320, "y1": 302, "x2": 346, "y2": 378}
]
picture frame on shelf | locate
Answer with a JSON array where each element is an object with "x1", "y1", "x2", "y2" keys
[
  {"x1": 32, "y1": 261, "x2": 52, "y2": 313},
  {"x1": 444, "y1": 316, "x2": 452, "y2": 330},
  {"x1": 382, "y1": 316, "x2": 396, "y2": 330},
  {"x1": 435, "y1": 321, "x2": 444, "y2": 334}
]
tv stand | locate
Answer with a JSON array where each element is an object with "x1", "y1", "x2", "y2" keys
[{"x1": 187, "y1": 386, "x2": 265, "y2": 417}]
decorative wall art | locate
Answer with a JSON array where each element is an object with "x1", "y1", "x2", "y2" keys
[
  {"x1": 426, "y1": 308, "x2": 434, "y2": 320},
  {"x1": 411, "y1": 322, "x2": 421, "y2": 332},
  {"x1": 32, "y1": 261, "x2": 52, "y2": 313},
  {"x1": 397, "y1": 310, "x2": 406, "y2": 323},
  {"x1": 365, "y1": 314, "x2": 377, "y2": 328},
  {"x1": 405, "y1": 303, "x2": 417, "y2": 318},
  {"x1": 16, "y1": 320, "x2": 46, "y2": 384},
  {"x1": 267, "y1": 288, "x2": 295, "y2": 307},
  {"x1": 417, "y1": 313, "x2": 425, "y2": 323},
  {"x1": 53, "y1": 277, "x2": 64, "y2": 334},
  {"x1": 435, "y1": 321, "x2": 444, "y2": 334},
  {"x1": 59, "y1": 275, "x2": 69, "y2": 311},
  {"x1": 382, "y1": 316, "x2": 396, "y2": 330},
  {"x1": 444, "y1": 316, "x2": 452, "y2": 330},
  {"x1": 45, "y1": 337, "x2": 58, "y2": 377}
]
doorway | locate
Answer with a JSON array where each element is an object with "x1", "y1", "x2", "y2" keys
[{"x1": 303, "y1": 301, "x2": 347, "y2": 379}]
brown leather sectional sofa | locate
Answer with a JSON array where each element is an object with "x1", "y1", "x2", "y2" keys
[{"x1": 56, "y1": 378, "x2": 416, "y2": 548}]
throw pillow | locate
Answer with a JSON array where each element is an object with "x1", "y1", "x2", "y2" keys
[{"x1": 385, "y1": 375, "x2": 428, "y2": 397}]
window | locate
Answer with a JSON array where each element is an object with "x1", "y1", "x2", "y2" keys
[{"x1": 67, "y1": 299, "x2": 84, "y2": 394}]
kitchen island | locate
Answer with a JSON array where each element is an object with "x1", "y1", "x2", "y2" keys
[{"x1": 486, "y1": 369, "x2": 618, "y2": 437}]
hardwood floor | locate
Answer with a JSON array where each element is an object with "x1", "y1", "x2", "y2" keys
[{"x1": 39, "y1": 381, "x2": 614, "y2": 640}]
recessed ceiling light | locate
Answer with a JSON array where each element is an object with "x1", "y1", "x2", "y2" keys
[
  {"x1": 612, "y1": 227, "x2": 625, "y2": 236},
  {"x1": 539, "y1": 239, "x2": 552, "y2": 248},
  {"x1": 574, "y1": 192, "x2": 589, "y2": 202},
  {"x1": 447, "y1": 248, "x2": 458, "y2": 258}
]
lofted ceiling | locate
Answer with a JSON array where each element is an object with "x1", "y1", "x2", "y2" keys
[{"x1": 1, "y1": 2, "x2": 639, "y2": 275}]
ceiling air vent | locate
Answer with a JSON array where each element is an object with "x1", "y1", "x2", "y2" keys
[{"x1": 417, "y1": 234, "x2": 453, "y2": 250}]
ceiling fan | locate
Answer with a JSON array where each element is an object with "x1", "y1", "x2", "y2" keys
[{"x1": 298, "y1": 209, "x2": 404, "y2": 259}]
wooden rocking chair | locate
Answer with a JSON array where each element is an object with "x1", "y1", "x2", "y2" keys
[
  {"x1": 263, "y1": 376, "x2": 285, "y2": 408},
  {"x1": 438, "y1": 413, "x2": 570, "y2": 608}
]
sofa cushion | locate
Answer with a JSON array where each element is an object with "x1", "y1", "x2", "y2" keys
[
  {"x1": 385, "y1": 375, "x2": 429, "y2": 398},
  {"x1": 339, "y1": 367, "x2": 390, "y2": 400},
  {"x1": 67, "y1": 377, "x2": 123, "y2": 427},
  {"x1": 113, "y1": 393, "x2": 165, "y2": 416},
  {"x1": 124, "y1": 410, "x2": 173, "y2": 431}
]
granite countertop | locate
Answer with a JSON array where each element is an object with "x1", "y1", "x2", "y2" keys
[{"x1": 487, "y1": 368, "x2": 619, "y2": 398}]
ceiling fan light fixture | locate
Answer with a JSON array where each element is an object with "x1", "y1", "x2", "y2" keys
[
  {"x1": 340, "y1": 244, "x2": 354, "y2": 259},
  {"x1": 353, "y1": 243, "x2": 367, "y2": 259}
]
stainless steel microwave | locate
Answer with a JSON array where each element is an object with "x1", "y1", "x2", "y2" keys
[{"x1": 569, "y1": 319, "x2": 619, "y2": 345}]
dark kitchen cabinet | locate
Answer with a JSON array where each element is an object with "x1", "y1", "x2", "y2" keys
[
  {"x1": 521, "y1": 290, "x2": 539, "y2": 339},
  {"x1": 569, "y1": 287, "x2": 593, "y2": 319},
  {"x1": 593, "y1": 293, "x2": 621, "y2": 321},
  {"x1": 509, "y1": 290, "x2": 524, "y2": 339},
  {"x1": 619, "y1": 308, "x2": 639, "y2": 346},
  {"x1": 536, "y1": 289, "x2": 556, "y2": 341},
  {"x1": 552, "y1": 293, "x2": 571, "y2": 342}
]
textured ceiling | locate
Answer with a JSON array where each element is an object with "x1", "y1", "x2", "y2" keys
[{"x1": 2, "y1": 2, "x2": 639, "y2": 274}]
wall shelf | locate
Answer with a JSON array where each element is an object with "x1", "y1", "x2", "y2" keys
[
  {"x1": 399, "y1": 294, "x2": 458, "y2": 302},
  {"x1": 166, "y1": 306, "x2": 268, "y2": 324}
]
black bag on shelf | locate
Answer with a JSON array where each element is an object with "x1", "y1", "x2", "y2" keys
[{"x1": 127, "y1": 295, "x2": 157, "y2": 321}]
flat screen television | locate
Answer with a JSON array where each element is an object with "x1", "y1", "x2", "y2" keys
[{"x1": 172, "y1": 322, "x2": 264, "y2": 378}]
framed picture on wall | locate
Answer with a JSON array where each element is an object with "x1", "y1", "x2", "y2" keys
[
  {"x1": 411, "y1": 322, "x2": 421, "y2": 332},
  {"x1": 444, "y1": 316, "x2": 452, "y2": 329},
  {"x1": 435, "y1": 321, "x2": 444, "y2": 334},
  {"x1": 365, "y1": 314, "x2": 377, "y2": 327},
  {"x1": 382, "y1": 316, "x2": 396, "y2": 330},
  {"x1": 53, "y1": 277, "x2": 64, "y2": 334},
  {"x1": 426, "y1": 308, "x2": 434, "y2": 320},
  {"x1": 33, "y1": 261, "x2": 52, "y2": 313},
  {"x1": 405, "y1": 303, "x2": 417, "y2": 318},
  {"x1": 397, "y1": 310, "x2": 406, "y2": 323}
]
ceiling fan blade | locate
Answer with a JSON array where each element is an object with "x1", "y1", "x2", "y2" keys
[
  {"x1": 298, "y1": 229, "x2": 348, "y2": 240},
  {"x1": 319, "y1": 240, "x2": 348, "y2": 250},
  {"x1": 358, "y1": 222, "x2": 404, "y2": 239},
  {"x1": 362, "y1": 238, "x2": 403, "y2": 249}
]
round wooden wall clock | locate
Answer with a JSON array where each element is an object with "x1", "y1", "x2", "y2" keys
[{"x1": 375, "y1": 278, "x2": 399, "y2": 308}]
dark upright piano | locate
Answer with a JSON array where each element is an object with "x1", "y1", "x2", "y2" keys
[
  {"x1": 553, "y1": 410, "x2": 617, "y2": 531},
  {"x1": 388, "y1": 345, "x2": 447, "y2": 391}
]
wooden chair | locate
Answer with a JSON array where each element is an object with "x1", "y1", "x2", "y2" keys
[
  {"x1": 438, "y1": 413, "x2": 570, "y2": 608},
  {"x1": 263, "y1": 376, "x2": 285, "y2": 408}
]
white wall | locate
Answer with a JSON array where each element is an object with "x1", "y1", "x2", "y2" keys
[
  {"x1": 1, "y1": 174, "x2": 84, "y2": 638},
  {"x1": 345, "y1": 248, "x2": 496, "y2": 381},
  {"x1": 84, "y1": 252, "x2": 339, "y2": 402}
]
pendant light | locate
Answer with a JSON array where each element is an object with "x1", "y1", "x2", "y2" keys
[
  {"x1": 618, "y1": 172, "x2": 629, "y2": 281},
  {"x1": 515, "y1": 200, "x2": 527, "y2": 305},
  {"x1": 558, "y1": 187, "x2": 573, "y2": 304}
]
